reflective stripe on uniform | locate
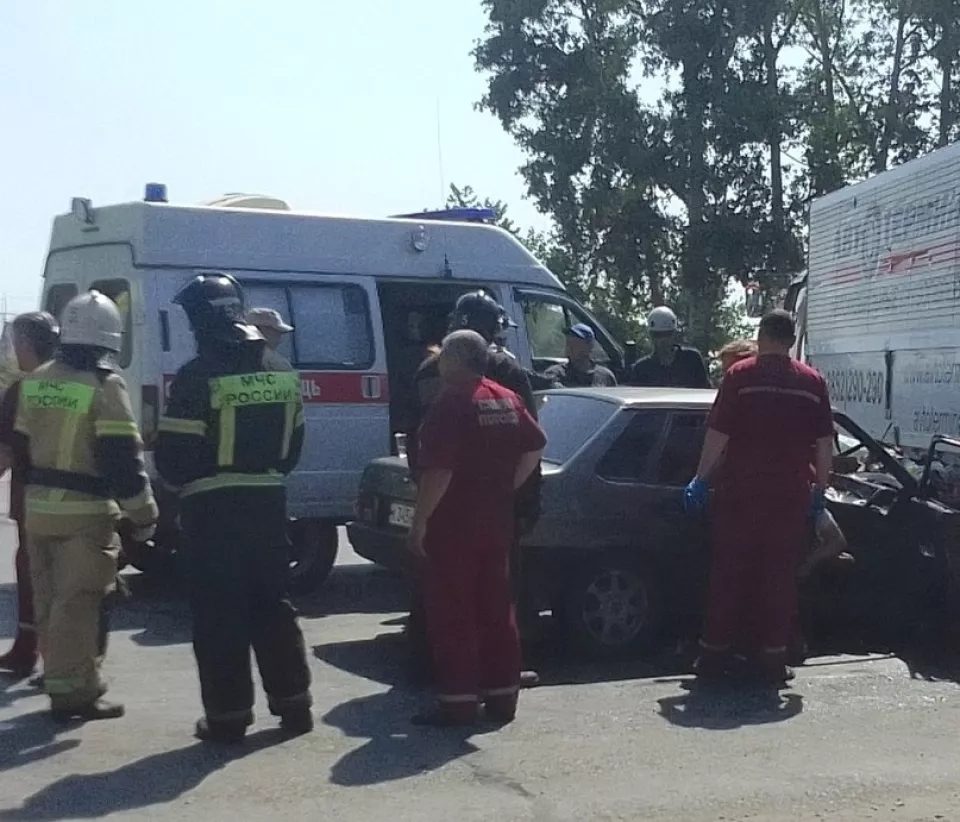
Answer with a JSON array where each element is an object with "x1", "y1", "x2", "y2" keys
[
  {"x1": 179, "y1": 471, "x2": 284, "y2": 498},
  {"x1": 25, "y1": 497, "x2": 119, "y2": 516},
  {"x1": 20, "y1": 380, "x2": 97, "y2": 472},
  {"x1": 281, "y1": 402, "x2": 297, "y2": 460},
  {"x1": 437, "y1": 693, "x2": 479, "y2": 704},
  {"x1": 208, "y1": 371, "x2": 301, "y2": 466},
  {"x1": 116, "y1": 487, "x2": 156, "y2": 513},
  {"x1": 95, "y1": 419, "x2": 140, "y2": 437},
  {"x1": 217, "y1": 406, "x2": 236, "y2": 466},
  {"x1": 481, "y1": 685, "x2": 520, "y2": 697},
  {"x1": 44, "y1": 675, "x2": 88, "y2": 695},
  {"x1": 294, "y1": 408, "x2": 304, "y2": 428},
  {"x1": 268, "y1": 690, "x2": 312, "y2": 711},
  {"x1": 158, "y1": 416, "x2": 208, "y2": 436}
]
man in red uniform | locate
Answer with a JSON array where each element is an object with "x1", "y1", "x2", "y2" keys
[
  {"x1": 0, "y1": 312, "x2": 60, "y2": 677},
  {"x1": 685, "y1": 310, "x2": 834, "y2": 687},
  {"x1": 408, "y1": 330, "x2": 546, "y2": 727}
]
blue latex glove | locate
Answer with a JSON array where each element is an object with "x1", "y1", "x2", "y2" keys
[
  {"x1": 810, "y1": 485, "x2": 826, "y2": 519},
  {"x1": 684, "y1": 476, "x2": 710, "y2": 515}
]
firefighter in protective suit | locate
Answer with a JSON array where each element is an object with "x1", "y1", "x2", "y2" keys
[
  {"x1": 405, "y1": 290, "x2": 542, "y2": 688},
  {"x1": 155, "y1": 273, "x2": 312, "y2": 744},
  {"x1": 15, "y1": 291, "x2": 157, "y2": 722}
]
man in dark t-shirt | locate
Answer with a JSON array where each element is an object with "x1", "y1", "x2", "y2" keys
[
  {"x1": 628, "y1": 306, "x2": 710, "y2": 388},
  {"x1": 0, "y1": 312, "x2": 59, "y2": 677},
  {"x1": 543, "y1": 324, "x2": 617, "y2": 388}
]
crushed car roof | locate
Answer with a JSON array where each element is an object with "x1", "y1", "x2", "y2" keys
[{"x1": 542, "y1": 386, "x2": 718, "y2": 408}]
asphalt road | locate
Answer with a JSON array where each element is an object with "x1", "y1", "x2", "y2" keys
[{"x1": 2, "y1": 506, "x2": 960, "y2": 820}]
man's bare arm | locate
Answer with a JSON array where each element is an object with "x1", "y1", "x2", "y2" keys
[
  {"x1": 695, "y1": 428, "x2": 730, "y2": 481},
  {"x1": 514, "y1": 449, "x2": 543, "y2": 490},
  {"x1": 412, "y1": 469, "x2": 453, "y2": 532},
  {"x1": 814, "y1": 436, "x2": 833, "y2": 489}
]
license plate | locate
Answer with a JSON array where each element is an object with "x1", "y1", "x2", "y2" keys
[{"x1": 387, "y1": 502, "x2": 415, "y2": 529}]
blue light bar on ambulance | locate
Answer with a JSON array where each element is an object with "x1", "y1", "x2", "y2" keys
[
  {"x1": 391, "y1": 207, "x2": 498, "y2": 223},
  {"x1": 144, "y1": 183, "x2": 168, "y2": 203}
]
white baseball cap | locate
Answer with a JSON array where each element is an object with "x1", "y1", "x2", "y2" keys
[{"x1": 245, "y1": 307, "x2": 294, "y2": 333}]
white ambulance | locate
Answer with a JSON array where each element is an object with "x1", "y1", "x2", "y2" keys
[
  {"x1": 40, "y1": 185, "x2": 626, "y2": 589},
  {"x1": 788, "y1": 140, "x2": 960, "y2": 499}
]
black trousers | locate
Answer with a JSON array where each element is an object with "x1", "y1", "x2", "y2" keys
[{"x1": 180, "y1": 488, "x2": 311, "y2": 726}]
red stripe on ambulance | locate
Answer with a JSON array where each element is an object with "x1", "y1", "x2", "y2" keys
[{"x1": 163, "y1": 373, "x2": 389, "y2": 404}]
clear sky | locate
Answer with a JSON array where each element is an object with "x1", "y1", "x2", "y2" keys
[{"x1": 0, "y1": 0, "x2": 543, "y2": 316}]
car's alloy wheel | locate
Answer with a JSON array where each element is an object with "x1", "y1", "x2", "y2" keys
[{"x1": 564, "y1": 557, "x2": 662, "y2": 658}]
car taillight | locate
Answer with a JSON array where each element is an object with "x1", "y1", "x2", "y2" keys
[{"x1": 141, "y1": 384, "x2": 159, "y2": 450}]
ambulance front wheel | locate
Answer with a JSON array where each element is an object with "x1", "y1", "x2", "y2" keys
[{"x1": 288, "y1": 518, "x2": 338, "y2": 594}]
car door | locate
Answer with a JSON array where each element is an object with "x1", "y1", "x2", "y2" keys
[
  {"x1": 586, "y1": 408, "x2": 669, "y2": 549},
  {"x1": 646, "y1": 410, "x2": 711, "y2": 612}
]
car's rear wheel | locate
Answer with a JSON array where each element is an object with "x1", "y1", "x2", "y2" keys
[
  {"x1": 288, "y1": 518, "x2": 338, "y2": 594},
  {"x1": 562, "y1": 555, "x2": 662, "y2": 658}
]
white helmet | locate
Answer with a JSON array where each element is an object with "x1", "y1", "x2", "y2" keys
[
  {"x1": 60, "y1": 290, "x2": 123, "y2": 352},
  {"x1": 647, "y1": 305, "x2": 678, "y2": 333}
]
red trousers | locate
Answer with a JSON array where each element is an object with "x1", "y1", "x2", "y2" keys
[
  {"x1": 423, "y1": 524, "x2": 521, "y2": 721},
  {"x1": 700, "y1": 487, "x2": 807, "y2": 676},
  {"x1": 3, "y1": 524, "x2": 37, "y2": 663}
]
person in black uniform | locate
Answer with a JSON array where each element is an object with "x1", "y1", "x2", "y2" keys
[
  {"x1": 628, "y1": 306, "x2": 711, "y2": 388},
  {"x1": 155, "y1": 274, "x2": 312, "y2": 744},
  {"x1": 405, "y1": 290, "x2": 542, "y2": 689}
]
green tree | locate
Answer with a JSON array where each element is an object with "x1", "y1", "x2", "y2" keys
[{"x1": 915, "y1": 0, "x2": 960, "y2": 145}]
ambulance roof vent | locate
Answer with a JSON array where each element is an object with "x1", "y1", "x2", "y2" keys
[{"x1": 205, "y1": 193, "x2": 291, "y2": 211}]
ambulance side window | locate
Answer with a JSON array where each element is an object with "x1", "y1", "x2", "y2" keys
[
  {"x1": 243, "y1": 284, "x2": 295, "y2": 364},
  {"x1": 289, "y1": 285, "x2": 373, "y2": 370},
  {"x1": 518, "y1": 293, "x2": 611, "y2": 366},
  {"x1": 90, "y1": 279, "x2": 133, "y2": 369},
  {"x1": 44, "y1": 284, "x2": 78, "y2": 322}
]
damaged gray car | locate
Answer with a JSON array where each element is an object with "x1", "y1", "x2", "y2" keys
[{"x1": 348, "y1": 387, "x2": 960, "y2": 659}]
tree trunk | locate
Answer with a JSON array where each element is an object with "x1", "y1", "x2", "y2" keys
[
  {"x1": 937, "y1": 24, "x2": 956, "y2": 146},
  {"x1": 877, "y1": 10, "x2": 908, "y2": 171},
  {"x1": 764, "y1": 14, "x2": 787, "y2": 278},
  {"x1": 808, "y1": 0, "x2": 843, "y2": 194},
  {"x1": 681, "y1": 62, "x2": 713, "y2": 353}
]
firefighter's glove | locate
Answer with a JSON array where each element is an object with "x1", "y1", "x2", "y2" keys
[
  {"x1": 809, "y1": 486, "x2": 827, "y2": 520},
  {"x1": 684, "y1": 476, "x2": 709, "y2": 515}
]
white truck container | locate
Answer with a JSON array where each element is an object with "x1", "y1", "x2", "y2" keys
[{"x1": 800, "y1": 141, "x2": 960, "y2": 473}]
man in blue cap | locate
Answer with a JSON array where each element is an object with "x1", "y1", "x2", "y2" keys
[{"x1": 543, "y1": 324, "x2": 617, "y2": 388}]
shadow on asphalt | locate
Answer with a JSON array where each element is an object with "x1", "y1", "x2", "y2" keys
[
  {"x1": 90, "y1": 564, "x2": 410, "y2": 649},
  {"x1": 657, "y1": 687, "x2": 805, "y2": 729},
  {"x1": 0, "y1": 675, "x2": 42, "y2": 712},
  {"x1": 0, "y1": 710, "x2": 81, "y2": 776},
  {"x1": 322, "y1": 689, "x2": 483, "y2": 786},
  {"x1": 0, "y1": 720, "x2": 291, "y2": 820}
]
